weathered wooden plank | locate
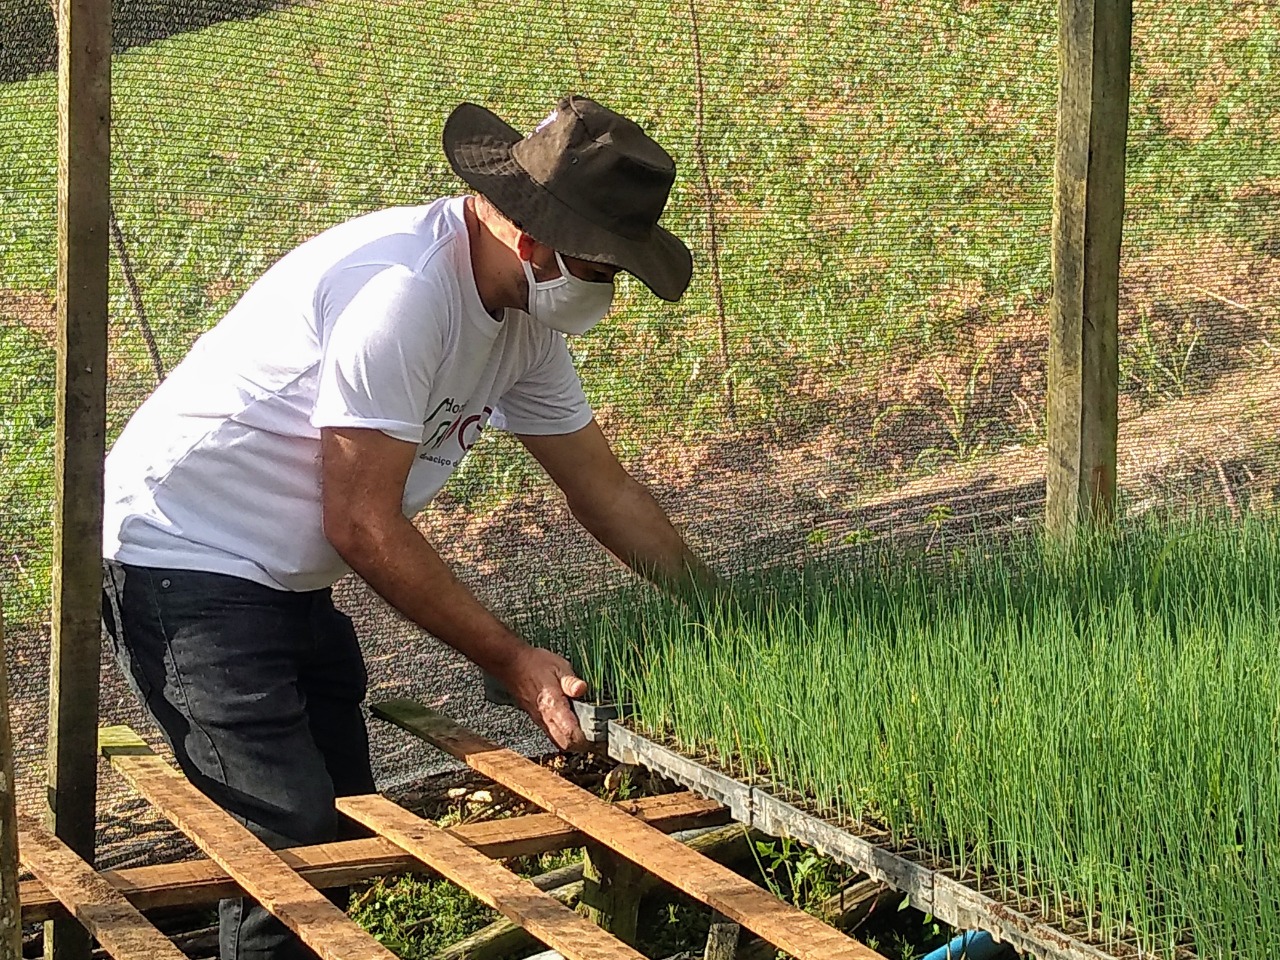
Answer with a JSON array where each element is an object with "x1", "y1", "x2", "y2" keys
[
  {"x1": 372, "y1": 700, "x2": 886, "y2": 960},
  {"x1": 18, "y1": 817, "x2": 187, "y2": 960},
  {"x1": 434, "y1": 880, "x2": 583, "y2": 960},
  {"x1": 1046, "y1": 0, "x2": 1132, "y2": 533},
  {"x1": 98, "y1": 727, "x2": 397, "y2": 960},
  {"x1": 20, "y1": 792, "x2": 727, "y2": 922},
  {"x1": 48, "y1": 0, "x2": 111, "y2": 957},
  {"x1": 338, "y1": 794, "x2": 646, "y2": 960},
  {"x1": 436, "y1": 823, "x2": 752, "y2": 960},
  {"x1": 1, "y1": 599, "x2": 20, "y2": 960}
]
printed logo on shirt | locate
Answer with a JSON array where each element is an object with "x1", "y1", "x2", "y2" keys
[{"x1": 418, "y1": 398, "x2": 493, "y2": 464}]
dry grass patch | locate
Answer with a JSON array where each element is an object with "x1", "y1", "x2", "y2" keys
[{"x1": 0, "y1": 288, "x2": 55, "y2": 342}]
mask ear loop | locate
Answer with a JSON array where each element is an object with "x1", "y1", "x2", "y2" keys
[
  {"x1": 521, "y1": 236, "x2": 563, "y2": 283},
  {"x1": 520, "y1": 243, "x2": 571, "y2": 322},
  {"x1": 519, "y1": 255, "x2": 541, "y2": 321}
]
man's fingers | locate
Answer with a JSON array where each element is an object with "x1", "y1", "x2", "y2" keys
[
  {"x1": 532, "y1": 685, "x2": 587, "y2": 751},
  {"x1": 543, "y1": 697, "x2": 587, "y2": 751},
  {"x1": 561, "y1": 673, "x2": 588, "y2": 699}
]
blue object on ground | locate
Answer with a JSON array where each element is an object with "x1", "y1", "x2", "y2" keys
[{"x1": 921, "y1": 930, "x2": 1012, "y2": 960}]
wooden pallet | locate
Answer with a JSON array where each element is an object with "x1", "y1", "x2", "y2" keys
[
  {"x1": 339, "y1": 794, "x2": 645, "y2": 960},
  {"x1": 17, "y1": 816, "x2": 188, "y2": 960},
  {"x1": 89, "y1": 725, "x2": 720, "y2": 960},
  {"x1": 16, "y1": 713, "x2": 882, "y2": 960},
  {"x1": 20, "y1": 790, "x2": 728, "y2": 923},
  {"x1": 13, "y1": 722, "x2": 733, "y2": 960},
  {"x1": 372, "y1": 699, "x2": 887, "y2": 960},
  {"x1": 98, "y1": 727, "x2": 403, "y2": 960}
]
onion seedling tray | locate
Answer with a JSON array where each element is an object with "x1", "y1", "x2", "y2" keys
[
  {"x1": 571, "y1": 700, "x2": 630, "y2": 744},
  {"x1": 606, "y1": 721, "x2": 1196, "y2": 960}
]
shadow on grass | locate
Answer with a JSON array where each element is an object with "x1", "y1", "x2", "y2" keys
[{"x1": 1, "y1": 0, "x2": 295, "y2": 83}]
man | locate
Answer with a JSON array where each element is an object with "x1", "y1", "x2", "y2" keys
[{"x1": 101, "y1": 95, "x2": 713, "y2": 960}]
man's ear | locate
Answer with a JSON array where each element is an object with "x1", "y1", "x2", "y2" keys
[{"x1": 515, "y1": 232, "x2": 538, "y2": 261}]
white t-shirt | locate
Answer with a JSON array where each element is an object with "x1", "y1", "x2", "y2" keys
[{"x1": 103, "y1": 197, "x2": 594, "y2": 591}]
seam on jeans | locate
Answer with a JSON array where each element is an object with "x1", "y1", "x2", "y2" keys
[
  {"x1": 149, "y1": 577, "x2": 233, "y2": 791},
  {"x1": 104, "y1": 563, "x2": 156, "y2": 704},
  {"x1": 225, "y1": 895, "x2": 240, "y2": 960},
  {"x1": 103, "y1": 563, "x2": 125, "y2": 641}
]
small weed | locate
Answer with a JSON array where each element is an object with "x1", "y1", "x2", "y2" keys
[
  {"x1": 638, "y1": 892, "x2": 711, "y2": 958},
  {"x1": 806, "y1": 528, "x2": 830, "y2": 546},
  {"x1": 924, "y1": 503, "x2": 955, "y2": 549},
  {"x1": 1120, "y1": 304, "x2": 1206, "y2": 403},
  {"x1": 348, "y1": 874, "x2": 495, "y2": 958},
  {"x1": 934, "y1": 341, "x2": 999, "y2": 464},
  {"x1": 861, "y1": 905, "x2": 953, "y2": 960},
  {"x1": 751, "y1": 835, "x2": 844, "y2": 918},
  {"x1": 602, "y1": 764, "x2": 638, "y2": 802}
]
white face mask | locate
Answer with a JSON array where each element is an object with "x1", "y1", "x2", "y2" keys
[{"x1": 521, "y1": 251, "x2": 615, "y2": 335}]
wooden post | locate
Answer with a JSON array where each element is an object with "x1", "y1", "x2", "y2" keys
[
  {"x1": 47, "y1": 0, "x2": 110, "y2": 958},
  {"x1": 703, "y1": 914, "x2": 740, "y2": 960},
  {"x1": 1045, "y1": 0, "x2": 1131, "y2": 534},
  {"x1": 1, "y1": 597, "x2": 22, "y2": 960},
  {"x1": 578, "y1": 843, "x2": 643, "y2": 946}
]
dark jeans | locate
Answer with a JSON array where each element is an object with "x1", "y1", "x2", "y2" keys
[{"x1": 102, "y1": 562, "x2": 375, "y2": 960}]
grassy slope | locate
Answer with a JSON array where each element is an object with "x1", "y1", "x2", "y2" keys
[{"x1": 0, "y1": 0, "x2": 1277, "y2": 624}]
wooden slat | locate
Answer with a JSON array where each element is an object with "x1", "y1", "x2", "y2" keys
[
  {"x1": 98, "y1": 727, "x2": 395, "y2": 960},
  {"x1": 2, "y1": 599, "x2": 21, "y2": 960},
  {"x1": 1046, "y1": 0, "x2": 1131, "y2": 533},
  {"x1": 17, "y1": 817, "x2": 187, "y2": 960},
  {"x1": 20, "y1": 792, "x2": 727, "y2": 922},
  {"x1": 372, "y1": 700, "x2": 885, "y2": 960},
  {"x1": 338, "y1": 795, "x2": 646, "y2": 960}
]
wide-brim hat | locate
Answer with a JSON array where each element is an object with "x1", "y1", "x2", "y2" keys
[{"x1": 443, "y1": 95, "x2": 694, "y2": 302}]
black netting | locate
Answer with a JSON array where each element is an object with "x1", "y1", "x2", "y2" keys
[{"x1": 1, "y1": 0, "x2": 1277, "y2": 870}]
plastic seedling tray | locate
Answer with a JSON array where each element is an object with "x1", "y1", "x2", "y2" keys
[{"x1": 604, "y1": 720, "x2": 1154, "y2": 960}]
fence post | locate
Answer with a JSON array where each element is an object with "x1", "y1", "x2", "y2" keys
[
  {"x1": 1, "y1": 597, "x2": 21, "y2": 960},
  {"x1": 1046, "y1": 0, "x2": 1132, "y2": 534},
  {"x1": 46, "y1": 0, "x2": 111, "y2": 958}
]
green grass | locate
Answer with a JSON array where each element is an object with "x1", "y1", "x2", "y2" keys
[
  {"x1": 345, "y1": 875, "x2": 494, "y2": 957},
  {"x1": 534, "y1": 513, "x2": 1280, "y2": 957},
  {"x1": 348, "y1": 872, "x2": 497, "y2": 957},
  {"x1": 1, "y1": 0, "x2": 1277, "y2": 628},
  {"x1": 0, "y1": 324, "x2": 55, "y2": 624},
  {"x1": 2, "y1": 0, "x2": 1274, "y2": 415}
]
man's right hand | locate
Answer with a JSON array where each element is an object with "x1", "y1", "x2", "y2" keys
[{"x1": 496, "y1": 644, "x2": 590, "y2": 751}]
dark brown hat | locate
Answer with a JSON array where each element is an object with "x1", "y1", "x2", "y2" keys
[{"x1": 443, "y1": 95, "x2": 693, "y2": 302}]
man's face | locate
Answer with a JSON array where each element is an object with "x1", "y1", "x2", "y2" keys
[{"x1": 527, "y1": 243, "x2": 620, "y2": 285}]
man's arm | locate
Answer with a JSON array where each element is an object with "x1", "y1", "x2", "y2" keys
[
  {"x1": 519, "y1": 419, "x2": 718, "y2": 593},
  {"x1": 320, "y1": 426, "x2": 588, "y2": 750}
]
